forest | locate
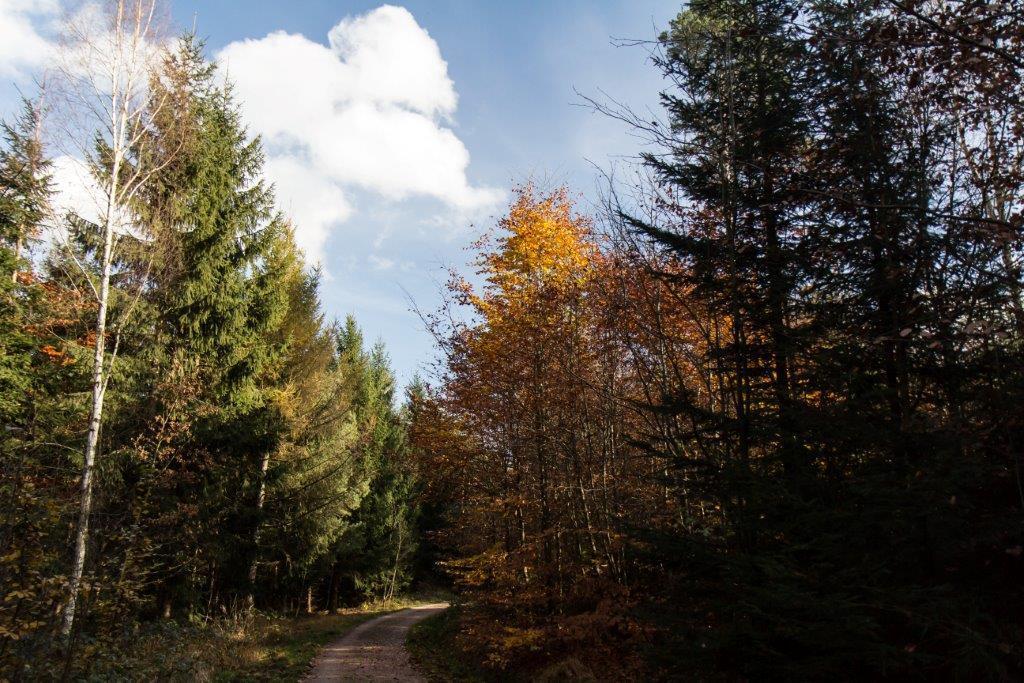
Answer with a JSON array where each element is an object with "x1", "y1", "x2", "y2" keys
[{"x1": 1, "y1": 0, "x2": 1022, "y2": 680}]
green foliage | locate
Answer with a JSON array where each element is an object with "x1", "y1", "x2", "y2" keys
[
  {"x1": 0, "y1": 98, "x2": 79, "y2": 671},
  {"x1": 327, "y1": 322, "x2": 420, "y2": 604},
  {"x1": 0, "y1": 34, "x2": 423, "y2": 679},
  {"x1": 0, "y1": 97, "x2": 52, "y2": 421}
]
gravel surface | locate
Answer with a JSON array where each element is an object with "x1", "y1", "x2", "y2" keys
[{"x1": 303, "y1": 603, "x2": 449, "y2": 682}]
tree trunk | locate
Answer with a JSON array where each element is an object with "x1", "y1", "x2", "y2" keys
[
  {"x1": 387, "y1": 525, "x2": 404, "y2": 601},
  {"x1": 11, "y1": 233, "x2": 21, "y2": 284},
  {"x1": 246, "y1": 450, "x2": 272, "y2": 610},
  {"x1": 61, "y1": 155, "x2": 120, "y2": 640},
  {"x1": 327, "y1": 561, "x2": 341, "y2": 613}
]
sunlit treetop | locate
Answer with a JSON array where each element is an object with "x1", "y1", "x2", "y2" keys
[{"x1": 466, "y1": 186, "x2": 598, "y2": 321}]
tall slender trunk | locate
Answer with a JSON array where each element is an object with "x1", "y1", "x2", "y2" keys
[
  {"x1": 327, "y1": 561, "x2": 341, "y2": 613},
  {"x1": 61, "y1": 166, "x2": 119, "y2": 639},
  {"x1": 246, "y1": 450, "x2": 271, "y2": 609},
  {"x1": 59, "y1": 0, "x2": 157, "y2": 641},
  {"x1": 999, "y1": 233, "x2": 1024, "y2": 335},
  {"x1": 386, "y1": 524, "x2": 404, "y2": 602}
]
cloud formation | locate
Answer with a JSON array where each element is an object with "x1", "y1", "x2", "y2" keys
[
  {"x1": 49, "y1": 154, "x2": 101, "y2": 224},
  {"x1": 0, "y1": 0, "x2": 57, "y2": 78},
  {"x1": 218, "y1": 5, "x2": 502, "y2": 265}
]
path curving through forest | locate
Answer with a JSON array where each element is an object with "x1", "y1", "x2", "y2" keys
[{"x1": 303, "y1": 603, "x2": 449, "y2": 682}]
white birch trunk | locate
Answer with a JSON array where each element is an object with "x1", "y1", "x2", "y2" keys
[
  {"x1": 58, "y1": 0, "x2": 168, "y2": 640},
  {"x1": 60, "y1": 51, "x2": 126, "y2": 642}
]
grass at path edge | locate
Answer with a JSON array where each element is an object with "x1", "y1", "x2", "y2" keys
[
  {"x1": 79, "y1": 595, "x2": 458, "y2": 682},
  {"x1": 406, "y1": 606, "x2": 489, "y2": 682}
]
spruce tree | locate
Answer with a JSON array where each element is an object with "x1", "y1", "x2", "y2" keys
[
  {"x1": 0, "y1": 99, "x2": 64, "y2": 671},
  {"x1": 617, "y1": 0, "x2": 1024, "y2": 676},
  {"x1": 348, "y1": 345, "x2": 419, "y2": 602},
  {"x1": 0, "y1": 98, "x2": 51, "y2": 426},
  {"x1": 134, "y1": 35, "x2": 291, "y2": 613},
  {"x1": 644, "y1": 0, "x2": 811, "y2": 504}
]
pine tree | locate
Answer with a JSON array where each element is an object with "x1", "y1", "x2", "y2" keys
[
  {"x1": 0, "y1": 98, "x2": 51, "y2": 427},
  {"x1": 131, "y1": 34, "x2": 292, "y2": 614},
  {"x1": 642, "y1": 0, "x2": 812, "y2": 514},
  {"x1": 346, "y1": 345, "x2": 419, "y2": 602}
]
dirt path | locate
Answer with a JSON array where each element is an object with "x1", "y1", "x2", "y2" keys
[{"x1": 303, "y1": 603, "x2": 449, "y2": 682}]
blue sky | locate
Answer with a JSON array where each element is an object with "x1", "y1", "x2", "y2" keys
[{"x1": 0, "y1": 0, "x2": 680, "y2": 388}]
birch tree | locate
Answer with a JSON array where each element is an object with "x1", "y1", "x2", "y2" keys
[{"x1": 54, "y1": 0, "x2": 171, "y2": 639}]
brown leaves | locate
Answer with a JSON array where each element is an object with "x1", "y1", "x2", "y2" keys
[
  {"x1": 39, "y1": 344, "x2": 75, "y2": 366},
  {"x1": 412, "y1": 185, "x2": 710, "y2": 676}
]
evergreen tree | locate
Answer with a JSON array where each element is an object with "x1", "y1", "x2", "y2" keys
[
  {"x1": 347, "y1": 345, "x2": 419, "y2": 602},
  {"x1": 0, "y1": 99, "x2": 68, "y2": 672},
  {"x1": 642, "y1": 0, "x2": 812, "y2": 515},
  {"x1": 308, "y1": 320, "x2": 422, "y2": 608},
  {"x1": 253, "y1": 238, "x2": 369, "y2": 611},
  {"x1": 609, "y1": 0, "x2": 1024, "y2": 677},
  {"x1": 127, "y1": 35, "x2": 292, "y2": 614},
  {"x1": 0, "y1": 98, "x2": 51, "y2": 429}
]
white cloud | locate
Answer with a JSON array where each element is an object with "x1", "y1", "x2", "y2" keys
[
  {"x1": 41, "y1": 154, "x2": 137, "y2": 264},
  {"x1": 37, "y1": 154, "x2": 90, "y2": 251},
  {"x1": 0, "y1": 1, "x2": 161, "y2": 86},
  {"x1": 49, "y1": 154, "x2": 101, "y2": 224},
  {"x1": 368, "y1": 254, "x2": 395, "y2": 271},
  {"x1": 265, "y1": 155, "x2": 352, "y2": 264},
  {"x1": 325, "y1": 6, "x2": 456, "y2": 119},
  {"x1": 47, "y1": 154, "x2": 133, "y2": 237},
  {"x1": 217, "y1": 5, "x2": 502, "y2": 266},
  {"x1": 0, "y1": 0, "x2": 57, "y2": 78}
]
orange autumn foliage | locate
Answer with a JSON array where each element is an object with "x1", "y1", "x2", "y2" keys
[
  {"x1": 39, "y1": 344, "x2": 75, "y2": 366},
  {"x1": 411, "y1": 186, "x2": 715, "y2": 675}
]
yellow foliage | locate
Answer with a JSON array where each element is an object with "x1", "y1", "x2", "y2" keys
[{"x1": 470, "y1": 186, "x2": 598, "y2": 324}]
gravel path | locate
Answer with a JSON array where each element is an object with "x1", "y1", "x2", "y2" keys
[{"x1": 303, "y1": 603, "x2": 449, "y2": 682}]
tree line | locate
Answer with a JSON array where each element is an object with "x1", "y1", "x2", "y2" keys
[
  {"x1": 411, "y1": 0, "x2": 1023, "y2": 679},
  {"x1": 0, "y1": 5, "x2": 420, "y2": 678}
]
